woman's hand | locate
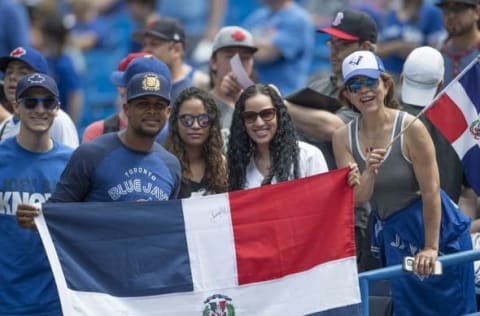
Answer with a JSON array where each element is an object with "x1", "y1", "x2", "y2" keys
[
  {"x1": 16, "y1": 204, "x2": 40, "y2": 230},
  {"x1": 413, "y1": 247, "x2": 439, "y2": 276},
  {"x1": 347, "y1": 162, "x2": 360, "y2": 187},
  {"x1": 365, "y1": 148, "x2": 386, "y2": 176}
]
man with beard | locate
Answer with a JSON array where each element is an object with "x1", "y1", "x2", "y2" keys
[
  {"x1": 437, "y1": 0, "x2": 480, "y2": 85},
  {"x1": 17, "y1": 70, "x2": 180, "y2": 207}
]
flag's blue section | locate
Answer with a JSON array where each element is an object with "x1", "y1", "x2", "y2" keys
[
  {"x1": 306, "y1": 303, "x2": 362, "y2": 315},
  {"x1": 463, "y1": 146, "x2": 480, "y2": 196},
  {"x1": 43, "y1": 200, "x2": 193, "y2": 297},
  {"x1": 459, "y1": 62, "x2": 480, "y2": 113},
  {"x1": 371, "y1": 190, "x2": 476, "y2": 315}
]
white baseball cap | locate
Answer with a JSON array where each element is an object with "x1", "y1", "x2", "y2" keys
[
  {"x1": 401, "y1": 46, "x2": 444, "y2": 107},
  {"x1": 342, "y1": 50, "x2": 385, "y2": 83}
]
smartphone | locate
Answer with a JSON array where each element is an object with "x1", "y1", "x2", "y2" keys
[{"x1": 402, "y1": 256, "x2": 443, "y2": 275}]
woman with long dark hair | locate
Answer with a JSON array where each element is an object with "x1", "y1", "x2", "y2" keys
[
  {"x1": 227, "y1": 84, "x2": 330, "y2": 190},
  {"x1": 165, "y1": 87, "x2": 228, "y2": 198}
]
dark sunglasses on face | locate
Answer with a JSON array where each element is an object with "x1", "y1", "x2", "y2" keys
[
  {"x1": 346, "y1": 78, "x2": 379, "y2": 93},
  {"x1": 178, "y1": 113, "x2": 212, "y2": 128},
  {"x1": 241, "y1": 108, "x2": 277, "y2": 124},
  {"x1": 18, "y1": 96, "x2": 59, "y2": 111}
]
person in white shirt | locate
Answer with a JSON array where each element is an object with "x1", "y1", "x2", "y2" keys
[{"x1": 228, "y1": 83, "x2": 342, "y2": 190}]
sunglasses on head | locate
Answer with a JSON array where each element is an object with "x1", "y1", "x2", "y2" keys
[
  {"x1": 241, "y1": 108, "x2": 277, "y2": 124},
  {"x1": 346, "y1": 77, "x2": 379, "y2": 93},
  {"x1": 18, "y1": 96, "x2": 59, "y2": 111},
  {"x1": 178, "y1": 113, "x2": 212, "y2": 128}
]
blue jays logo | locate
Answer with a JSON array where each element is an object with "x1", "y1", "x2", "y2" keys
[
  {"x1": 203, "y1": 294, "x2": 235, "y2": 316},
  {"x1": 27, "y1": 73, "x2": 46, "y2": 84},
  {"x1": 349, "y1": 56, "x2": 364, "y2": 66},
  {"x1": 470, "y1": 119, "x2": 480, "y2": 140}
]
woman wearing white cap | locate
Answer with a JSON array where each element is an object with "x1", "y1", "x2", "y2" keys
[{"x1": 332, "y1": 50, "x2": 476, "y2": 315}]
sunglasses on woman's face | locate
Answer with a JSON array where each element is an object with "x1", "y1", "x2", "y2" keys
[
  {"x1": 346, "y1": 78, "x2": 379, "y2": 94},
  {"x1": 241, "y1": 108, "x2": 276, "y2": 124},
  {"x1": 178, "y1": 113, "x2": 212, "y2": 128},
  {"x1": 18, "y1": 96, "x2": 59, "y2": 111}
]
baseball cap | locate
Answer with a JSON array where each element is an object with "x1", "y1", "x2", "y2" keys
[
  {"x1": 436, "y1": 0, "x2": 478, "y2": 7},
  {"x1": 127, "y1": 72, "x2": 171, "y2": 102},
  {"x1": 132, "y1": 17, "x2": 185, "y2": 44},
  {"x1": 318, "y1": 10, "x2": 377, "y2": 43},
  {"x1": 120, "y1": 55, "x2": 172, "y2": 89},
  {"x1": 211, "y1": 26, "x2": 258, "y2": 55},
  {"x1": 401, "y1": 46, "x2": 444, "y2": 107},
  {"x1": 342, "y1": 50, "x2": 385, "y2": 83},
  {"x1": 16, "y1": 73, "x2": 59, "y2": 99},
  {"x1": 110, "y1": 52, "x2": 151, "y2": 86},
  {"x1": 0, "y1": 47, "x2": 48, "y2": 74}
]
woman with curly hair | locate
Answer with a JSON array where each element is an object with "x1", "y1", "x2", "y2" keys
[
  {"x1": 164, "y1": 87, "x2": 228, "y2": 198},
  {"x1": 227, "y1": 84, "x2": 330, "y2": 190}
]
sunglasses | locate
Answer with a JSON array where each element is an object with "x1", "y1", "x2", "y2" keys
[
  {"x1": 346, "y1": 78, "x2": 379, "y2": 93},
  {"x1": 241, "y1": 108, "x2": 276, "y2": 124},
  {"x1": 178, "y1": 113, "x2": 212, "y2": 128},
  {"x1": 18, "y1": 96, "x2": 59, "y2": 111}
]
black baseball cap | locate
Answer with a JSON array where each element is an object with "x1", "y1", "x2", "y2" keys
[
  {"x1": 318, "y1": 10, "x2": 377, "y2": 43},
  {"x1": 132, "y1": 17, "x2": 185, "y2": 44},
  {"x1": 436, "y1": 0, "x2": 478, "y2": 7}
]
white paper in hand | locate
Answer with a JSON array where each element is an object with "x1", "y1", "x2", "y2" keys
[{"x1": 230, "y1": 54, "x2": 254, "y2": 89}]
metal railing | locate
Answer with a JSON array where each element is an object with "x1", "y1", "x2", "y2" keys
[{"x1": 358, "y1": 249, "x2": 480, "y2": 315}]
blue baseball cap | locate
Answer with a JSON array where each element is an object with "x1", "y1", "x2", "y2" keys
[
  {"x1": 16, "y1": 73, "x2": 59, "y2": 99},
  {"x1": 117, "y1": 55, "x2": 172, "y2": 87},
  {"x1": 0, "y1": 47, "x2": 48, "y2": 74},
  {"x1": 127, "y1": 72, "x2": 171, "y2": 103}
]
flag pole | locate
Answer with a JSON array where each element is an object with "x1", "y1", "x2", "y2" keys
[{"x1": 384, "y1": 55, "x2": 480, "y2": 151}]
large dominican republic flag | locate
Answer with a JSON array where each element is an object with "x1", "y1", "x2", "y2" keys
[
  {"x1": 36, "y1": 169, "x2": 361, "y2": 316},
  {"x1": 425, "y1": 59, "x2": 480, "y2": 195}
]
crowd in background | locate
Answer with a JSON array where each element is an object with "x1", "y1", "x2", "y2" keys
[{"x1": 0, "y1": 0, "x2": 450, "y2": 132}]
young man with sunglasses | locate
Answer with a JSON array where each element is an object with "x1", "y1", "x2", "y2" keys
[
  {"x1": 437, "y1": 0, "x2": 480, "y2": 85},
  {"x1": 0, "y1": 73, "x2": 73, "y2": 315},
  {"x1": 0, "y1": 46, "x2": 79, "y2": 148}
]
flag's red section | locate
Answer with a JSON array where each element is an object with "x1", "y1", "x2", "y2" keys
[
  {"x1": 425, "y1": 93, "x2": 469, "y2": 143},
  {"x1": 229, "y1": 168, "x2": 355, "y2": 285}
]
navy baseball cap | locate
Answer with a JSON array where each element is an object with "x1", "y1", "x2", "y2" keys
[
  {"x1": 127, "y1": 72, "x2": 171, "y2": 103},
  {"x1": 16, "y1": 73, "x2": 59, "y2": 99},
  {"x1": 0, "y1": 47, "x2": 48, "y2": 74},
  {"x1": 119, "y1": 56, "x2": 172, "y2": 87},
  {"x1": 318, "y1": 10, "x2": 378, "y2": 43}
]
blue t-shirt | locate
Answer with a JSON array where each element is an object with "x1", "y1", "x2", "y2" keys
[
  {"x1": 0, "y1": 138, "x2": 73, "y2": 315},
  {"x1": 49, "y1": 133, "x2": 181, "y2": 202},
  {"x1": 242, "y1": 3, "x2": 314, "y2": 95}
]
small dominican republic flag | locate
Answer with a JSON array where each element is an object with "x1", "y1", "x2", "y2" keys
[
  {"x1": 425, "y1": 58, "x2": 480, "y2": 195},
  {"x1": 36, "y1": 169, "x2": 361, "y2": 316}
]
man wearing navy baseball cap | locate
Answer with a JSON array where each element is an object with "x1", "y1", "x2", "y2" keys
[
  {"x1": 82, "y1": 54, "x2": 173, "y2": 143},
  {"x1": 0, "y1": 46, "x2": 79, "y2": 148}
]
